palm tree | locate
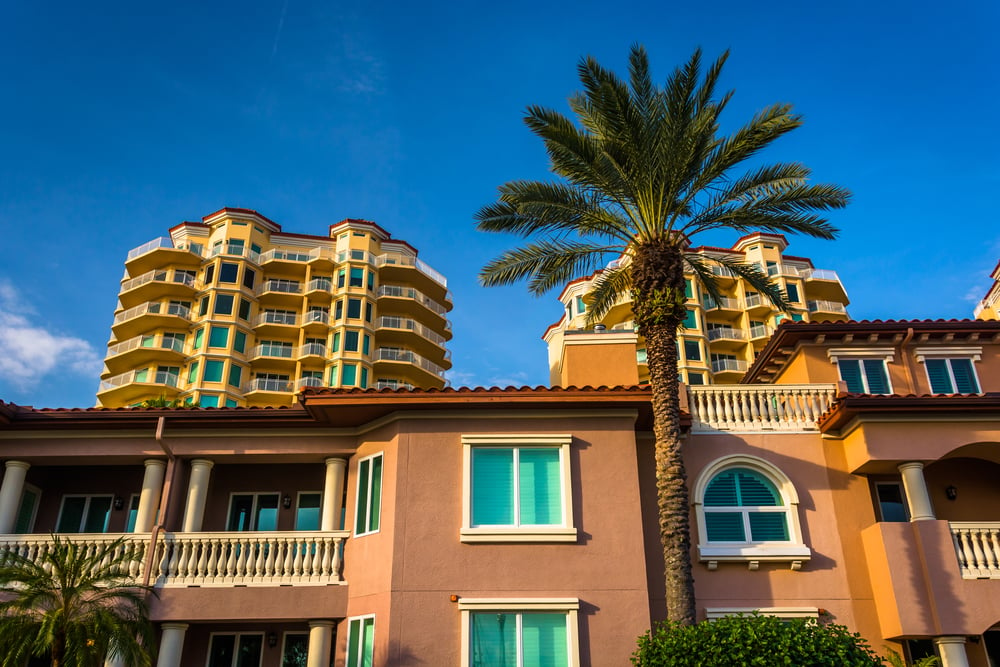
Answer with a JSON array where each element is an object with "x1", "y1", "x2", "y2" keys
[
  {"x1": 0, "y1": 535, "x2": 156, "y2": 666},
  {"x1": 476, "y1": 45, "x2": 849, "y2": 624}
]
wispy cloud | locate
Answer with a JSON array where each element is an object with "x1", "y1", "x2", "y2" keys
[
  {"x1": 0, "y1": 281, "x2": 102, "y2": 392},
  {"x1": 486, "y1": 371, "x2": 531, "y2": 388},
  {"x1": 270, "y1": 0, "x2": 290, "y2": 60}
]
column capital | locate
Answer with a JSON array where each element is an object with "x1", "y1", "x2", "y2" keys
[
  {"x1": 933, "y1": 636, "x2": 967, "y2": 647},
  {"x1": 308, "y1": 620, "x2": 336, "y2": 629},
  {"x1": 897, "y1": 461, "x2": 925, "y2": 473},
  {"x1": 144, "y1": 459, "x2": 167, "y2": 469},
  {"x1": 4, "y1": 461, "x2": 30, "y2": 471},
  {"x1": 325, "y1": 457, "x2": 348, "y2": 468},
  {"x1": 161, "y1": 622, "x2": 189, "y2": 631},
  {"x1": 190, "y1": 459, "x2": 214, "y2": 469}
]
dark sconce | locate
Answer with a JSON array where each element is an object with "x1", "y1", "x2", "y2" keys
[
  {"x1": 112, "y1": 496, "x2": 124, "y2": 511},
  {"x1": 946, "y1": 486, "x2": 958, "y2": 501},
  {"x1": 282, "y1": 495, "x2": 292, "y2": 509},
  {"x1": 267, "y1": 631, "x2": 278, "y2": 648}
]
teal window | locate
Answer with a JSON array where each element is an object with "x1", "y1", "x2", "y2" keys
[
  {"x1": 345, "y1": 331, "x2": 360, "y2": 352},
  {"x1": 335, "y1": 300, "x2": 344, "y2": 319},
  {"x1": 684, "y1": 279, "x2": 693, "y2": 299},
  {"x1": 469, "y1": 611, "x2": 571, "y2": 667},
  {"x1": 684, "y1": 340, "x2": 701, "y2": 361},
  {"x1": 347, "y1": 298, "x2": 362, "y2": 319},
  {"x1": 342, "y1": 364, "x2": 358, "y2": 386},
  {"x1": 204, "y1": 360, "x2": 224, "y2": 383},
  {"x1": 234, "y1": 331, "x2": 247, "y2": 354},
  {"x1": 214, "y1": 294, "x2": 234, "y2": 315},
  {"x1": 124, "y1": 495, "x2": 140, "y2": 533},
  {"x1": 187, "y1": 361, "x2": 200, "y2": 383},
  {"x1": 295, "y1": 493, "x2": 322, "y2": 531},
  {"x1": 360, "y1": 367, "x2": 368, "y2": 388},
  {"x1": 337, "y1": 269, "x2": 346, "y2": 288},
  {"x1": 367, "y1": 271, "x2": 374, "y2": 290},
  {"x1": 193, "y1": 328, "x2": 204, "y2": 350},
  {"x1": 14, "y1": 486, "x2": 40, "y2": 533},
  {"x1": 355, "y1": 454, "x2": 383, "y2": 535},
  {"x1": 471, "y1": 447, "x2": 563, "y2": 527},
  {"x1": 332, "y1": 332, "x2": 341, "y2": 352},
  {"x1": 238, "y1": 298, "x2": 251, "y2": 321},
  {"x1": 227, "y1": 493, "x2": 279, "y2": 531},
  {"x1": 346, "y1": 616, "x2": 375, "y2": 667},
  {"x1": 683, "y1": 309, "x2": 697, "y2": 329},
  {"x1": 574, "y1": 295, "x2": 586, "y2": 315},
  {"x1": 224, "y1": 399, "x2": 238, "y2": 408},
  {"x1": 362, "y1": 335, "x2": 370, "y2": 355},
  {"x1": 209, "y1": 326, "x2": 229, "y2": 348},
  {"x1": 251, "y1": 242, "x2": 262, "y2": 253},
  {"x1": 703, "y1": 469, "x2": 789, "y2": 543},
  {"x1": 350, "y1": 267, "x2": 364, "y2": 287},
  {"x1": 925, "y1": 358, "x2": 980, "y2": 394},
  {"x1": 228, "y1": 365, "x2": 242, "y2": 388},
  {"x1": 328, "y1": 365, "x2": 338, "y2": 386},
  {"x1": 838, "y1": 359, "x2": 891, "y2": 394},
  {"x1": 785, "y1": 283, "x2": 800, "y2": 303},
  {"x1": 791, "y1": 312, "x2": 804, "y2": 322},
  {"x1": 56, "y1": 496, "x2": 112, "y2": 533},
  {"x1": 199, "y1": 394, "x2": 220, "y2": 408}
]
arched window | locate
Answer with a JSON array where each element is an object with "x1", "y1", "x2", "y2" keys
[{"x1": 694, "y1": 456, "x2": 810, "y2": 570}]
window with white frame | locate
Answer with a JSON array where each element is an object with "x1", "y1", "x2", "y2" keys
[
  {"x1": 56, "y1": 495, "x2": 113, "y2": 533},
  {"x1": 694, "y1": 456, "x2": 810, "y2": 570},
  {"x1": 281, "y1": 632, "x2": 309, "y2": 667},
  {"x1": 459, "y1": 599, "x2": 580, "y2": 667},
  {"x1": 827, "y1": 348, "x2": 894, "y2": 394},
  {"x1": 461, "y1": 434, "x2": 576, "y2": 543},
  {"x1": 206, "y1": 632, "x2": 263, "y2": 667},
  {"x1": 227, "y1": 493, "x2": 279, "y2": 531},
  {"x1": 914, "y1": 347, "x2": 982, "y2": 394},
  {"x1": 355, "y1": 453, "x2": 383, "y2": 536},
  {"x1": 345, "y1": 615, "x2": 375, "y2": 667}
]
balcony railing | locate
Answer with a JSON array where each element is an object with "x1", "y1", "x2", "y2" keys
[
  {"x1": 801, "y1": 268, "x2": 841, "y2": 282},
  {"x1": 126, "y1": 237, "x2": 204, "y2": 261},
  {"x1": 304, "y1": 310, "x2": 329, "y2": 325},
  {"x1": 296, "y1": 377, "x2": 325, "y2": 390},
  {"x1": 255, "y1": 311, "x2": 297, "y2": 327},
  {"x1": 749, "y1": 324, "x2": 773, "y2": 340},
  {"x1": 251, "y1": 344, "x2": 294, "y2": 359},
  {"x1": 951, "y1": 523, "x2": 1000, "y2": 579},
  {"x1": 113, "y1": 302, "x2": 191, "y2": 325},
  {"x1": 0, "y1": 532, "x2": 349, "y2": 588},
  {"x1": 704, "y1": 296, "x2": 741, "y2": 311},
  {"x1": 120, "y1": 269, "x2": 196, "y2": 293},
  {"x1": 336, "y1": 249, "x2": 375, "y2": 264},
  {"x1": 710, "y1": 358, "x2": 748, "y2": 374},
  {"x1": 245, "y1": 377, "x2": 293, "y2": 392},
  {"x1": 377, "y1": 316, "x2": 447, "y2": 348},
  {"x1": 258, "y1": 249, "x2": 312, "y2": 264},
  {"x1": 259, "y1": 279, "x2": 302, "y2": 295},
  {"x1": 210, "y1": 243, "x2": 259, "y2": 262},
  {"x1": 307, "y1": 278, "x2": 333, "y2": 293},
  {"x1": 707, "y1": 327, "x2": 746, "y2": 342},
  {"x1": 807, "y1": 300, "x2": 847, "y2": 314},
  {"x1": 298, "y1": 343, "x2": 327, "y2": 358},
  {"x1": 687, "y1": 384, "x2": 837, "y2": 432},
  {"x1": 106, "y1": 335, "x2": 185, "y2": 358},
  {"x1": 377, "y1": 285, "x2": 449, "y2": 316},
  {"x1": 375, "y1": 380, "x2": 415, "y2": 390},
  {"x1": 374, "y1": 253, "x2": 448, "y2": 289},
  {"x1": 374, "y1": 348, "x2": 446, "y2": 377},
  {"x1": 100, "y1": 369, "x2": 179, "y2": 391},
  {"x1": 744, "y1": 293, "x2": 767, "y2": 308}
]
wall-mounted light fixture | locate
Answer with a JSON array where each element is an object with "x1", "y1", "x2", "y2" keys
[
  {"x1": 113, "y1": 496, "x2": 124, "y2": 511},
  {"x1": 267, "y1": 631, "x2": 278, "y2": 648},
  {"x1": 946, "y1": 485, "x2": 958, "y2": 501},
  {"x1": 282, "y1": 495, "x2": 292, "y2": 509}
]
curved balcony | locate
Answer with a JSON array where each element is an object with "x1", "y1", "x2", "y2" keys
[
  {"x1": 374, "y1": 379, "x2": 415, "y2": 390},
  {"x1": 710, "y1": 358, "x2": 748, "y2": 378},
  {"x1": 298, "y1": 343, "x2": 327, "y2": 360},
  {"x1": 706, "y1": 326, "x2": 747, "y2": 351},
  {"x1": 254, "y1": 310, "x2": 298, "y2": 336},
  {"x1": 376, "y1": 316, "x2": 450, "y2": 363},
  {"x1": 104, "y1": 335, "x2": 186, "y2": 374},
  {"x1": 703, "y1": 296, "x2": 743, "y2": 320},
  {"x1": 377, "y1": 285, "x2": 450, "y2": 325},
  {"x1": 807, "y1": 300, "x2": 848, "y2": 319},
  {"x1": 748, "y1": 324, "x2": 774, "y2": 343},
  {"x1": 124, "y1": 237, "x2": 202, "y2": 275},
  {"x1": 258, "y1": 249, "x2": 312, "y2": 272},
  {"x1": 209, "y1": 243, "x2": 260, "y2": 264},
  {"x1": 801, "y1": 267, "x2": 849, "y2": 303},
  {"x1": 244, "y1": 377, "x2": 294, "y2": 394},
  {"x1": 373, "y1": 347, "x2": 447, "y2": 386},
  {"x1": 119, "y1": 269, "x2": 196, "y2": 305},
  {"x1": 295, "y1": 376, "x2": 325, "y2": 391},
  {"x1": 374, "y1": 253, "x2": 448, "y2": 300},
  {"x1": 250, "y1": 344, "x2": 296, "y2": 367},
  {"x1": 305, "y1": 278, "x2": 334, "y2": 301},
  {"x1": 111, "y1": 302, "x2": 191, "y2": 339},
  {"x1": 257, "y1": 279, "x2": 303, "y2": 307},
  {"x1": 98, "y1": 368, "x2": 181, "y2": 405},
  {"x1": 743, "y1": 292, "x2": 774, "y2": 315},
  {"x1": 302, "y1": 309, "x2": 330, "y2": 332}
]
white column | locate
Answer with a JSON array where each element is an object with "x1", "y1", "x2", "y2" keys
[
  {"x1": 0, "y1": 461, "x2": 30, "y2": 534},
  {"x1": 934, "y1": 636, "x2": 970, "y2": 667},
  {"x1": 156, "y1": 623, "x2": 188, "y2": 667},
  {"x1": 134, "y1": 459, "x2": 166, "y2": 533},
  {"x1": 321, "y1": 458, "x2": 347, "y2": 531},
  {"x1": 307, "y1": 620, "x2": 335, "y2": 667},
  {"x1": 181, "y1": 459, "x2": 214, "y2": 532},
  {"x1": 899, "y1": 461, "x2": 935, "y2": 521}
]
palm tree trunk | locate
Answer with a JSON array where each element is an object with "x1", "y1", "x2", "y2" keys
[{"x1": 51, "y1": 632, "x2": 65, "y2": 667}]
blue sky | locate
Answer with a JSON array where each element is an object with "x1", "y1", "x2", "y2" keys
[{"x1": 1, "y1": 0, "x2": 997, "y2": 407}]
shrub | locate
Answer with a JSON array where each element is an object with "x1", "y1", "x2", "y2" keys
[{"x1": 632, "y1": 614, "x2": 884, "y2": 667}]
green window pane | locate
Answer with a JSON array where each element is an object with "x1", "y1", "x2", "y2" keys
[
  {"x1": 470, "y1": 612, "x2": 516, "y2": 667},
  {"x1": 471, "y1": 448, "x2": 514, "y2": 526},
  {"x1": 863, "y1": 359, "x2": 890, "y2": 394},
  {"x1": 204, "y1": 360, "x2": 224, "y2": 382},
  {"x1": 838, "y1": 360, "x2": 864, "y2": 393},
  {"x1": 355, "y1": 458, "x2": 370, "y2": 533},
  {"x1": 83, "y1": 497, "x2": 112, "y2": 533},
  {"x1": 225, "y1": 399, "x2": 238, "y2": 408},
  {"x1": 684, "y1": 279, "x2": 693, "y2": 299},
  {"x1": 14, "y1": 489, "x2": 38, "y2": 533},
  {"x1": 135, "y1": 368, "x2": 149, "y2": 383},
  {"x1": 791, "y1": 313, "x2": 804, "y2": 322},
  {"x1": 347, "y1": 298, "x2": 361, "y2": 318},
  {"x1": 345, "y1": 331, "x2": 359, "y2": 351},
  {"x1": 57, "y1": 497, "x2": 86, "y2": 532},
  {"x1": 199, "y1": 394, "x2": 220, "y2": 408},
  {"x1": 522, "y1": 613, "x2": 568, "y2": 667},
  {"x1": 295, "y1": 493, "x2": 322, "y2": 531},
  {"x1": 255, "y1": 494, "x2": 279, "y2": 531},
  {"x1": 363, "y1": 335, "x2": 370, "y2": 355},
  {"x1": 332, "y1": 332, "x2": 341, "y2": 352},
  {"x1": 926, "y1": 359, "x2": 952, "y2": 393},
  {"x1": 350, "y1": 267, "x2": 364, "y2": 287},
  {"x1": 343, "y1": 364, "x2": 357, "y2": 385},
  {"x1": 369, "y1": 455, "x2": 382, "y2": 532},
  {"x1": 124, "y1": 495, "x2": 140, "y2": 533},
  {"x1": 361, "y1": 618, "x2": 375, "y2": 667},
  {"x1": 228, "y1": 365, "x2": 242, "y2": 388},
  {"x1": 337, "y1": 270, "x2": 346, "y2": 288},
  {"x1": 951, "y1": 359, "x2": 979, "y2": 393},
  {"x1": 141, "y1": 335, "x2": 155, "y2": 348},
  {"x1": 360, "y1": 367, "x2": 368, "y2": 389},
  {"x1": 194, "y1": 328, "x2": 204, "y2": 350},
  {"x1": 683, "y1": 309, "x2": 697, "y2": 329},
  {"x1": 209, "y1": 326, "x2": 229, "y2": 348},
  {"x1": 188, "y1": 361, "x2": 200, "y2": 383},
  {"x1": 735, "y1": 471, "x2": 780, "y2": 506},
  {"x1": 705, "y1": 512, "x2": 745, "y2": 542},
  {"x1": 748, "y1": 512, "x2": 789, "y2": 541},
  {"x1": 704, "y1": 471, "x2": 738, "y2": 506},
  {"x1": 234, "y1": 331, "x2": 247, "y2": 353},
  {"x1": 518, "y1": 449, "x2": 561, "y2": 525}
]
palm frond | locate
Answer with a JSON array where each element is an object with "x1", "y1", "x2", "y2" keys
[
  {"x1": 584, "y1": 265, "x2": 633, "y2": 324},
  {"x1": 713, "y1": 255, "x2": 792, "y2": 312},
  {"x1": 479, "y1": 239, "x2": 618, "y2": 295}
]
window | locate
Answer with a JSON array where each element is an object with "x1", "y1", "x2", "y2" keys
[
  {"x1": 295, "y1": 492, "x2": 322, "y2": 531},
  {"x1": 837, "y1": 359, "x2": 891, "y2": 394},
  {"x1": 281, "y1": 633, "x2": 309, "y2": 667},
  {"x1": 209, "y1": 326, "x2": 229, "y2": 348},
  {"x1": 785, "y1": 283, "x2": 799, "y2": 303},
  {"x1": 56, "y1": 495, "x2": 112, "y2": 533},
  {"x1": 687, "y1": 372, "x2": 705, "y2": 385},
  {"x1": 355, "y1": 454, "x2": 383, "y2": 535},
  {"x1": 215, "y1": 294, "x2": 235, "y2": 315},
  {"x1": 225, "y1": 399, "x2": 238, "y2": 408},
  {"x1": 207, "y1": 633, "x2": 263, "y2": 667},
  {"x1": 259, "y1": 341, "x2": 293, "y2": 358},
  {"x1": 342, "y1": 364, "x2": 358, "y2": 385},
  {"x1": 874, "y1": 481, "x2": 908, "y2": 522},
  {"x1": 925, "y1": 358, "x2": 979, "y2": 393},
  {"x1": 194, "y1": 328, "x2": 205, "y2": 350},
  {"x1": 346, "y1": 616, "x2": 375, "y2": 667},
  {"x1": 337, "y1": 269, "x2": 346, "y2": 289},
  {"x1": 243, "y1": 268, "x2": 256, "y2": 290},
  {"x1": 462, "y1": 434, "x2": 575, "y2": 542},
  {"x1": 205, "y1": 264, "x2": 216, "y2": 284},
  {"x1": 219, "y1": 262, "x2": 239, "y2": 283},
  {"x1": 347, "y1": 298, "x2": 362, "y2": 319},
  {"x1": 360, "y1": 367, "x2": 368, "y2": 388},
  {"x1": 345, "y1": 331, "x2": 360, "y2": 352},
  {"x1": 188, "y1": 361, "x2": 200, "y2": 383},
  {"x1": 367, "y1": 271, "x2": 374, "y2": 290},
  {"x1": 234, "y1": 331, "x2": 247, "y2": 354},
  {"x1": 199, "y1": 297, "x2": 210, "y2": 316},
  {"x1": 335, "y1": 300, "x2": 344, "y2": 320},
  {"x1": 228, "y1": 364, "x2": 243, "y2": 388},
  {"x1": 204, "y1": 360, "x2": 225, "y2": 383},
  {"x1": 362, "y1": 335, "x2": 370, "y2": 356},
  {"x1": 124, "y1": 494, "x2": 140, "y2": 532},
  {"x1": 162, "y1": 332, "x2": 185, "y2": 352},
  {"x1": 684, "y1": 340, "x2": 701, "y2": 361},
  {"x1": 459, "y1": 599, "x2": 580, "y2": 667},
  {"x1": 238, "y1": 298, "x2": 251, "y2": 321},
  {"x1": 200, "y1": 394, "x2": 220, "y2": 408},
  {"x1": 365, "y1": 302, "x2": 373, "y2": 322},
  {"x1": 574, "y1": 295, "x2": 586, "y2": 316},
  {"x1": 14, "y1": 484, "x2": 41, "y2": 534},
  {"x1": 684, "y1": 279, "x2": 693, "y2": 299},
  {"x1": 694, "y1": 456, "x2": 810, "y2": 570},
  {"x1": 332, "y1": 332, "x2": 341, "y2": 352},
  {"x1": 683, "y1": 309, "x2": 697, "y2": 329},
  {"x1": 350, "y1": 267, "x2": 365, "y2": 287},
  {"x1": 227, "y1": 493, "x2": 280, "y2": 531},
  {"x1": 174, "y1": 269, "x2": 195, "y2": 285}
]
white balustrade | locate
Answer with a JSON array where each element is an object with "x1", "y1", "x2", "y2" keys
[
  {"x1": 807, "y1": 300, "x2": 847, "y2": 314},
  {"x1": 377, "y1": 285, "x2": 449, "y2": 316},
  {"x1": 687, "y1": 384, "x2": 837, "y2": 432},
  {"x1": 375, "y1": 253, "x2": 448, "y2": 288},
  {"x1": 0, "y1": 534, "x2": 150, "y2": 580},
  {"x1": 951, "y1": 523, "x2": 1000, "y2": 579},
  {"x1": 154, "y1": 531, "x2": 348, "y2": 586}
]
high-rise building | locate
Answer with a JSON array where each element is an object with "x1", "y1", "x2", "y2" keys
[
  {"x1": 97, "y1": 208, "x2": 452, "y2": 408},
  {"x1": 543, "y1": 232, "x2": 850, "y2": 387},
  {"x1": 974, "y1": 260, "x2": 1000, "y2": 320}
]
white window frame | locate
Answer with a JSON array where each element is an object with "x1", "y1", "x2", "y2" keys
[
  {"x1": 55, "y1": 494, "x2": 113, "y2": 534},
  {"x1": 705, "y1": 607, "x2": 819, "y2": 621},
  {"x1": 827, "y1": 347, "x2": 895, "y2": 394},
  {"x1": 354, "y1": 453, "x2": 383, "y2": 537},
  {"x1": 294, "y1": 490, "x2": 323, "y2": 531},
  {"x1": 345, "y1": 614, "x2": 376, "y2": 667},
  {"x1": 205, "y1": 632, "x2": 264, "y2": 667},
  {"x1": 459, "y1": 598, "x2": 581, "y2": 667},
  {"x1": 693, "y1": 455, "x2": 810, "y2": 571},
  {"x1": 14, "y1": 483, "x2": 41, "y2": 534},
  {"x1": 913, "y1": 346, "x2": 983, "y2": 394},
  {"x1": 226, "y1": 492, "x2": 280, "y2": 532},
  {"x1": 461, "y1": 434, "x2": 576, "y2": 543}
]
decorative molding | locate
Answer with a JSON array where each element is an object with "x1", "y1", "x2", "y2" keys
[
  {"x1": 827, "y1": 347, "x2": 895, "y2": 363},
  {"x1": 913, "y1": 346, "x2": 982, "y2": 363}
]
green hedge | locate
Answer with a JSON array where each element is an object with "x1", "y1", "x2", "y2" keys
[{"x1": 632, "y1": 614, "x2": 884, "y2": 667}]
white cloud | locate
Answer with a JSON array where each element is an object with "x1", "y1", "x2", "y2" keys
[
  {"x1": 486, "y1": 371, "x2": 531, "y2": 388},
  {"x1": 0, "y1": 282, "x2": 102, "y2": 391}
]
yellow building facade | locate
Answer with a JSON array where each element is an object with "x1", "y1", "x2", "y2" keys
[
  {"x1": 974, "y1": 260, "x2": 1000, "y2": 320},
  {"x1": 543, "y1": 233, "x2": 850, "y2": 387},
  {"x1": 98, "y1": 208, "x2": 452, "y2": 407}
]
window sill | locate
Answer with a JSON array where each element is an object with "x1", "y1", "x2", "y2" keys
[
  {"x1": 460, "y1": 527, "x2": 578, "y2": 543},
  {"x1": 698, "y1": 544, "x2": 811, "y2": 571}
]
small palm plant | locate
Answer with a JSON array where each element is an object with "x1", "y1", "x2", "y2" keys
[{"x1": 0, "y1": 535, "x2": 156, "y2": 667}]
